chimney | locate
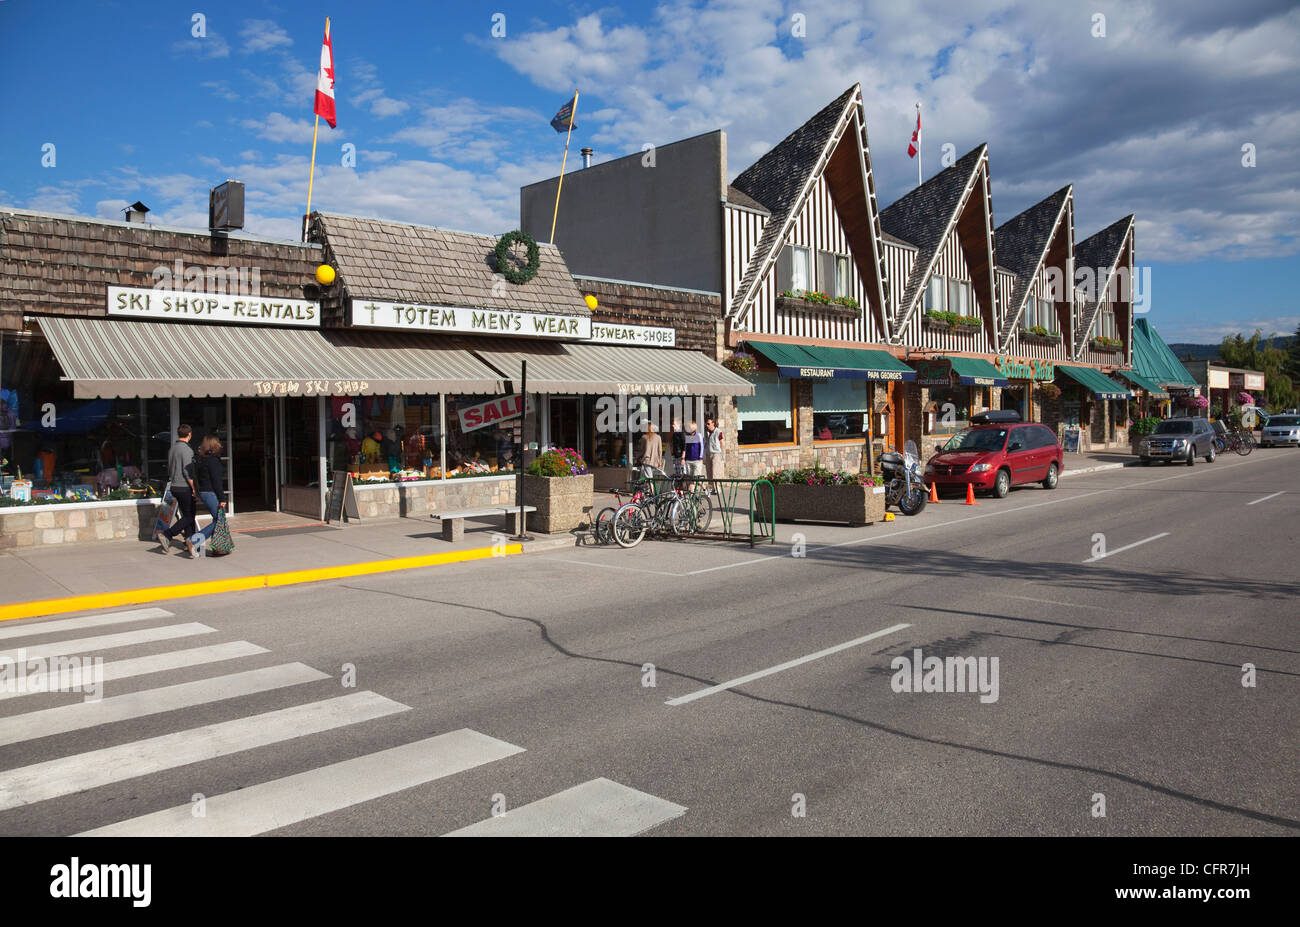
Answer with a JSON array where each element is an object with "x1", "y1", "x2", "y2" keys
[
  {"x1": 124, "y1": 201, "x2": 150, "y2": 224},
  {"x1": 580, "y1": 147, "x2": 593, "y2": 169}
]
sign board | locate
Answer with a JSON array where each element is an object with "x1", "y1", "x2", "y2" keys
[
  {"x1": 325, "y1": 471, "x2": 359, "y2": 523},
  {"x1": 588, "y1": 323, "x2": 676, "y2": 347},
  {"x1": 453, "y1": 394, "x2": 534, "y2": 433},
  {"x1": 913, "y1": 360, "x2": 953, "y2": 386},
  {"x1": 1206, "y1": 368, "x2": 1230, "y2": 389},
  {"x1": 994, "y1": 356, "x2": 1055, "y2": 381},
  {"x1": 209, "y1": 180, "x2": 245, "y2": 231},
  {"x1": 108, "y1": 286, "x2": 319, "y2": 328},
  {"x1": 351, "y1": 299, "x2": 592, "y2": 340},
  {"x1": 1063, "y1": 427, "x2": 1081, "y2": 453}
]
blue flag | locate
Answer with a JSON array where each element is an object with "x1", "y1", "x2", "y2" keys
[{"x1": 550, "y1": 98, "x2": 577, "y2": 133}]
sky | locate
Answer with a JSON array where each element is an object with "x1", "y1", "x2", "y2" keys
[{"x1": 1, "y1": 0, "x2": 1297, "y2": 343}]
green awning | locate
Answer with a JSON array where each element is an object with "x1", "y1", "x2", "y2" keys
[
  {"x1": 1117, "y1": 369, "x2": 1169, "y2": 399},
  {"x1": 1132, "y1": 319, "x2": 1199, "y2": 388},
  {"x1": 942, "y1": 356, "x2": 1009, "y2": 387},
  {"x1": 748, "y1": 341, "x2": 916, "y2": 382},
  {"x1": 1057, "y1": 364, "x2": 1133, "y2": 400}
]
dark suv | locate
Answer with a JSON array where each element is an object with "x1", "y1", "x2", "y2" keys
[
  {"x1": 1136, "y1": 417, "x2": 1217, "y2": 465},
  {"x1": 924, "y1": 412, "x2": 1065, "y2": 498}
]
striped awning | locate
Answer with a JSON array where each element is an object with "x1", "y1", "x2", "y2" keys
[
  {"x1": 37, "y1": 316, "x2": 504, "y2": 398},
  {"x1": 460, "y1": 338, "x2": 755, "y2": 396},
  {"x1": 1056, "y1": 364, "x2": 1133, "y2": 400}
]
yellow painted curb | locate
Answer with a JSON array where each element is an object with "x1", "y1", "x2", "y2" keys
[{"x1": 0, "y1": 543, "x2": 523, "y2": 623}]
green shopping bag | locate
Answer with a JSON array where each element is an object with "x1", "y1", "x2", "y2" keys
[{"x1": 207, "y1": 509, "x2": 235, "y2": 556}]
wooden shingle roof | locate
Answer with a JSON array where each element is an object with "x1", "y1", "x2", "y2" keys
[
  {"x1": 993, "y1": 185, "x2": 1072, "y2": 345},
  {"x1": 311, "y1": 213, "x2": 591, "y2": 317},
  {"x1": 1073, "y1": 215, "x2": 1134, "y2": 353}
]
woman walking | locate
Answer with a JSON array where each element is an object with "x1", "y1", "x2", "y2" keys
[
  {"x1": 640, "y1": 422, "x2": 663, "y2": 478},
  {"x1": 189, "y1": 434, "x2": 226, "y2": 558}
]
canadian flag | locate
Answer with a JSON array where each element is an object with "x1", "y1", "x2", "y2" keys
[
  {"x1": 314, "y1": 20, "x2": 336, "y2": 129},
  {"x1": 907, "y1": 108, "x2": 920, "y2": 158}
]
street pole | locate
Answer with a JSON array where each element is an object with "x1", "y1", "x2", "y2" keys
[{"x1": 512, "y1": 360, "x2": 533, "y2": 541}]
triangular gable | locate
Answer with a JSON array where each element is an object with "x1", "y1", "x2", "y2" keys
[
  {"x1": 993, "y1": 186, "x2": 1073, "y2": 350},
  {"x1": 1073, "y1": 215, "x2": 1134, "y2": 359},
  {"x1": 728, "y1": 85, "x2": 889, "y2": 338},
  {"x1": 879, "y1": 145, "x2": 995, "y2": 343}
]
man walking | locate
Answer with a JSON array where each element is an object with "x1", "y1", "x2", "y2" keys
[
  {"x1": 704, "y1": 417, "x2": 724, "y2": 491},
  {"x1": 682, "y1": 420, "x2": 706, "y2": 489},
  {"x1": 157, "y1": 424, "x2": 197, "y2": 556}
]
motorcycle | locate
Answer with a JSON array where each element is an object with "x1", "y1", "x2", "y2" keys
[{"x1": 880, "y1": 440, "x2": 928, "y2": 516}]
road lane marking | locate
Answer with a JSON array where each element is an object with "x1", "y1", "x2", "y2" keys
[
  {"x1": 444, "y1": 778, "x2": 685, "y2": 837},
  {"x1": 78, "y1": 729, "x2": 524, "y2": 837},
  {"x1": 0, "y1": 623, "x2": 216, "y2": 664},
  {"x1": 1082, "y1": 532, "x2": 1170, "y2": 563},
  {"x1": 665, "y1": 623, "x2": 911, "y2": 706},
  {"x1": 1246, "y1": 491, "x2": 1285, "y2": 506},
  {"x1": 0, "y1": 608, "x2": 174, "y2": 641},
  {"x1": 0, "y1": 691, "x2": 409, "y2": 812},
  {"x1": 0, "y1": 663, "x2": 329, "y2": 746},
  {"x1": 1005, "y1": 594, "x2": 1108, "y2": 610},
  {"x1": 0, "y1": 641, "x2": 269, "y2": 702}
]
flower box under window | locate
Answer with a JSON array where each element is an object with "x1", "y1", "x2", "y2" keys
[
  {"x1": 923, "y1": 310, "x2": 982, "y2": 332},
  {"x1": 1090, "y1": 337, "x2": 1123, "y2": 352},
  {"x1": 1019, "y1": 327, "x2": 1063, "y2": 345},
  {"x1": 776, "y1": 291, "x2": 860, "y2": 320}
]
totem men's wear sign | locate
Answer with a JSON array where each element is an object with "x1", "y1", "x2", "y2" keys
[
  {"x1": 108, "y1": 286, "x2": 320, "y2": 328},
  {"x1": 994, "y1": 356, "x2": 1055, "y2": 382},
  {"x1": 351, "y1": 300, "x2": 591, "y2": 340},
  {"x1": 588, "y1": 323, "x2": 676, "y2": 347}
]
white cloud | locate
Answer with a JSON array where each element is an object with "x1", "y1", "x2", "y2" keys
[
  {"x1": 241, "y1": 113, "x2": 345, "y2": 145},
  {"x1": 241, "y1": 20, "x2": 293, "y2": 54},
  {"x1": 171, "y1": 32, "x2": 230, "y2": 60}
]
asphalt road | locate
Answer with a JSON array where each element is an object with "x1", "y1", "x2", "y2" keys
[{"x1": 1, "y1": 447, "x2": 1297, "y2": 836}]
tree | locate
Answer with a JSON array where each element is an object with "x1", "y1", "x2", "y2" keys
[
  {"x1": 1219, "y1": 329, "x2": 1299, "y2": 410},
  {"x1": 1284, "y1": 323, "x2": 1300, "y2": 397}
]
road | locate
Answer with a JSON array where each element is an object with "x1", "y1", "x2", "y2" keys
[{"x1": 1, "y1": 448, "x2": 1296, "y2": 836}]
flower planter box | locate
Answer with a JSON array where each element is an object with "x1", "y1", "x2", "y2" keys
[
  {"x1": 773, "y1": 483, "x2": 886, "y2": 526},
  {"x1": 1090, "y1": 340, "x2": 1123, "y2": 353},
  {"x1": 776, "y1": 295, "x2": 859, "y2": 320},
  {"x1": 1019, "y1": 331, "x2": 1063, "y2": 346},
  {"x1": 923, "y1": 316, "x2": 982, "y2": 334},
  {"x1": 521, "y1": 473, "x2": 594, "y2": 533}
]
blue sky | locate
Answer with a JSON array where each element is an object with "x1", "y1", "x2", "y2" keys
[{"x1": 1, "y1": 0, "x2": 1297, "y2": 343}]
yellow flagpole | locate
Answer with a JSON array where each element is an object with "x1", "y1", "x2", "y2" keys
[
  {"x1": 549, "y1": 89, "x2": 579, "y2": 244},
  {"x1": 305, "y1": 16, "x2": 329, "y2": 236}
]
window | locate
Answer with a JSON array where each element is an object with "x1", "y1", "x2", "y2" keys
[
  {"x1": 836, "y1": 255, "x2": 851, "y2": 298},
  {"x1": 737, "y1": 372, "x2": 795, "y2": 446},
  {"x1": 1040, "y1": 299, "x2": 1057, "y2": 332},
  {"x1": 778, "y1": 245, "x2": 812, "y2": 293},
  {"x1": 813, "y1": 379, "x2": 869, "y2": 441},
  {"x1": 446, "y1": 394, "x2": 526, "y2": 474},
  {"x1": 941, "y1": 277, "x2": 973, "y2": 316},
  {"x1": 924, "y1": 276, "x2": 944, "y2": 312},
  {"x1": 927, "y1": 386, "x2": 971, "y2": 435}
]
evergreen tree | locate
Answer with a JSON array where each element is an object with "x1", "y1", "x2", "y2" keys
[{"x1": 1219, "y1": 329, "x2": 1298, "y2": 410}]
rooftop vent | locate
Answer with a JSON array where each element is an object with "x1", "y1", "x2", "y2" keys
[
  {"x1": 580, "y1": 147, "x2": 593, "y2": 168},
  {"x1": 124, "y1": 202, "x2": 150, "y2": 224}
]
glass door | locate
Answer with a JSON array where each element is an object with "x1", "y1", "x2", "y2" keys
[
  {"x1": 229, "y1": 398, "x2": 275, "y2": 511},
  {"x1": 279, "y1": 396, "x2": 323, "y2": 518},
  {"x1": 547, "y1": 396, "x2": 582, "y2": 455}
]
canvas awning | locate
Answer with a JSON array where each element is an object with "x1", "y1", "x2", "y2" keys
[
  {"x1": 37, "y1": 316, "x2": 505, "y2": 398},
  {"x1": 460, "y1": 338, "x2": 754, "y2": 395},
  {"x1": 748, "y1": 341, "x2": 916, "y2": 381},
  {"x1": 1056, "y1": 364, "x2": 1133, "y2": 400},
  {"x1": 1117, "y1": 369, "x2": 1169, "y2": 399},
  {"x1": 941, "y1": 356, "x2": 1009, "y2": 387}
]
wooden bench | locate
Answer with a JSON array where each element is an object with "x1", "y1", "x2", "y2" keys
[{"x1": 431, "y1": 506, "x2": 536, "y2": 542}]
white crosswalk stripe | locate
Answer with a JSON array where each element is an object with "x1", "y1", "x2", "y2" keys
[
  {"x1": 0, "y1": 691, "x2": 408, "y2": 812},
  {"x1": 78, "y1": 729, "x2": 526, "y2": 836},
  {"x1": 0, "y1": 608, "x2": 175, "y2": 641},
  {"x1": 0, "y1": 641, "x2": 269, "y2": 702},
  {"x1": 0, "y1": 663, "x2": 329, "y2": 746},
  {"x1": 0, "y1": 623, "x2": 215, "y2": 664},
  {"x1": 444, "y1": 778, "x2": 687, "y2": 837}
]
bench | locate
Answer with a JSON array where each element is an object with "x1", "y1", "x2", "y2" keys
[{"x1": 431, "y1": 506, "x2": 536, "y2": 542}]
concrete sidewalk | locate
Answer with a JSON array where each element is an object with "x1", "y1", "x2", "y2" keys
[{"x1": 0, "y1": 512, "x2": 575, "y2": 611}]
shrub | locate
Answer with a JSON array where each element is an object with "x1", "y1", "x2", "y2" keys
[
  {"x1": 525, "y1": 448, "x2": 589, "y2": 477},
  {"x1": 1130, "y1": 416, "x2": 1161, "y2": 437},
  {"x1": 763, "y1": 465, "x2": 883, "y2": 487}
]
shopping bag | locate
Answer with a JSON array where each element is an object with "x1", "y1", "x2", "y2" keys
[
  {"x1": 207, "y1": 509, "x2": 235, "y2": 556},
  {"x1": 153, "y1": 489, "x2": 177, "y2": 537}
]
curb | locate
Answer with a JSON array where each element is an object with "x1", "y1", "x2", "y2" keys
[
  {"x1": 0, "y1": 542, "x2": 527, "y2": 622},
  {"x1": 1061, "y1": 462, "x2": 1132, "y2": 476}
]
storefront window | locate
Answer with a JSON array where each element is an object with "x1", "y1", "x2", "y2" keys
[
  {"x1": 813, "y1": 379, "x2": 869, "y2": 441},
  {"x1": 445, "y1": 394, "x2": 527, "y2": 476},
  {"x1": 928, "y1": 386, "x2": 972, "y2": 435},
  {"x1": 328, "y1": 394, "x2": 442, "y2": 477},
  {"x1": 1, "y1": 332, "x2": 168, "y2": 498},
  {"x1": 738, "y1": 373, "x2": 795, "y2": 446}
]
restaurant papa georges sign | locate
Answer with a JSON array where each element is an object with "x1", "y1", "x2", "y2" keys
[
  {"x1": 455, "y1": 394, "x2": 535, "y2": 432},
  {"x1": 995, "y1": 356, "x2": 1055, "y2": 382},
  {"x1": 352, "y1": 299, "x2": 591, "y2": 340}
]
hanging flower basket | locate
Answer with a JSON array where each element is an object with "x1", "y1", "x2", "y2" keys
[
  {"x1": 1037, "y1": 382, "x2": 1061, "y2": 401},
  {"x1": 723, "y1": 352, "x2": 758, "y2": 376}
]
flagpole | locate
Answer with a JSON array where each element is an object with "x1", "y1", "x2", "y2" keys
[
  {"x1": 916, "y1": 101, "x2": 922, "y2": 187},
  {"x1": 549, "y1": 90, "x2": 579, "y2": 244},
  {"x1": 305, "y1": 16, "x2": 329, "y2": 238}
]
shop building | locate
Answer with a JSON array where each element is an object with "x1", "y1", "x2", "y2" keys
[
  {"x1": 0, "y1": 205, "x2": 748, "y2": 548},
  {"x1": 1181, "y1": 359, "x2": 1266, "y2": 418}
]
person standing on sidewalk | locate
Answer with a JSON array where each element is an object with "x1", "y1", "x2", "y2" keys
[
  {"x1": 639, "y1": 422, "x2": 663, "y2": 478},
  {"x1": 188, "y1": 434, "x2": 227, "y2": 558},
  {"x1": 670, "y1": 419, "x2": 686, "y2": 476},
  {"x1": 682, "y1": 420, "x2": 706, "y2": 489},
  {"x1": 704, "y1": 417, "x2": 724, "y2": 492},
  {"x1": 157, "y1": 424, "x2": 197, "y2": 556}
]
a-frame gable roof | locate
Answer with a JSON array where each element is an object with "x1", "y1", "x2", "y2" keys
[
  {"x1": 1073, "y1": 214, "x2": 1134, "y2": 352},
  {"x1": 728, "y1": 85, "x2": 889, "y2": 336},
  {"x1": 993, "y1": 185, "x2": 1072, "y2": 346},
  {"x1": 878, "y1": 145, "x2": 991, "y2": 337}
]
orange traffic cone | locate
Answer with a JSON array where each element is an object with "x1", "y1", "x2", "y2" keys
[
  {"x1": 963, "y1": 483, "x2": 979, "y2": 506},
  {"x1": 928, "y1": 483, "x2": 940, "y2": 504}
]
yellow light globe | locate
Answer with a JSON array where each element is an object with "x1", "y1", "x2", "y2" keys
[
  {"x1": 583, "y1": 293, "x2": 598, "y2": 310},
  {"x1": 315, "y1": 264, "x2": 337, "y2": 286}
]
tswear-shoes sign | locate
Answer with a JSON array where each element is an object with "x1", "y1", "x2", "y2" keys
[{"x1": 108, "y1": 286, "x2": 319, "y2": 328}]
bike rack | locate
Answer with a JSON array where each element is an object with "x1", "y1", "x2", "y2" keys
[{"x1": 618, "y1": 476, "x2": 775, "y2": 548}]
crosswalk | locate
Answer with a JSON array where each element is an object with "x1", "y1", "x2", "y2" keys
[{"x1": 0, "y1": 607, "x2": 685, "y2": 836}]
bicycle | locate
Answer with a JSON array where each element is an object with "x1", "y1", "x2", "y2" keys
[
  {"x1": 610, "y1": 468, "x2": 709, "y2": 547},
  {"x1": 1214, "y1": 429, "x2": 1254, "y2": 456}
]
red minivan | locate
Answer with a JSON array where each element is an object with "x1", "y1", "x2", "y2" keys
[{"x1": 924, "y1": 412, "x2": 1064, "y2": 498}]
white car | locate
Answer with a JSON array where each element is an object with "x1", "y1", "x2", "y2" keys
[{"x1": 1260, "y1": 414, "x2": 1300, "y2": 447}]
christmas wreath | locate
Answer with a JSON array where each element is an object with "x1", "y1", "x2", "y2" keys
[{"x1": 493, "y1": 230, "x2": 540, "y2": 285}]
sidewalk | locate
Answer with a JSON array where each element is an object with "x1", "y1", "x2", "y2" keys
[
  {"x1": 1060, "y1": 449, "x2": 1138, "y2": 475},
  {"x1": 0, "y1": 512, "x2": 575, "y2": 615}
]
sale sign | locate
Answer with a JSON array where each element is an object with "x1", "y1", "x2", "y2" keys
[{"x1": 456, "y1": 394, "x2": 534, "y2": 432}]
